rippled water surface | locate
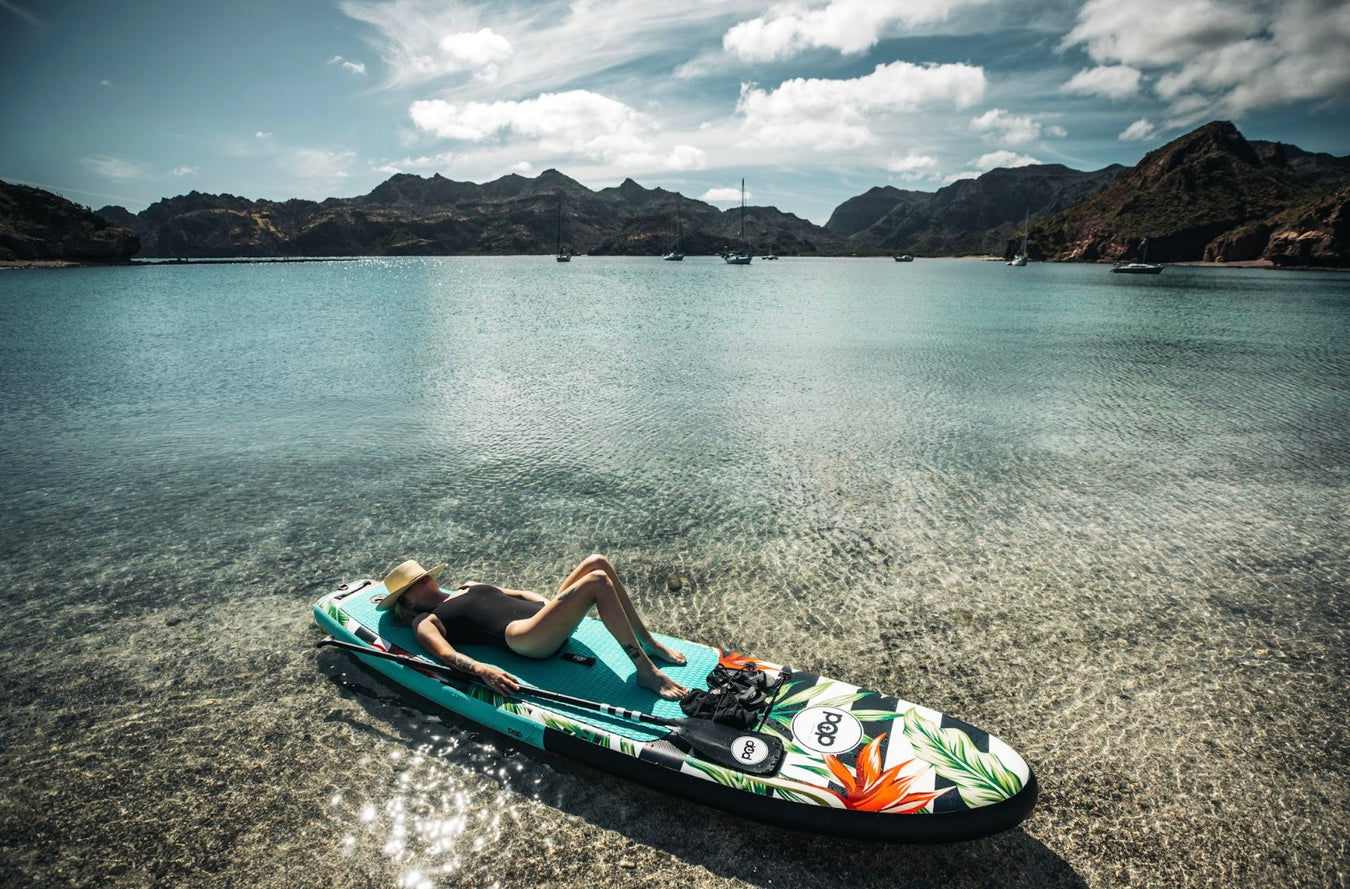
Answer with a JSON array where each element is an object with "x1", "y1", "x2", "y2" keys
[{"x1": 2, "y1": 257, "x2": 1347, "y2": 888}]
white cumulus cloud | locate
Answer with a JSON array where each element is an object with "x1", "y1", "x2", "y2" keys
[
  {"x1": 172, "y1": 165, "x2": 198, "y2": 176},
  {"x1": 736, "y1": 61, "x2": 985, "y2": 151},
  {"x1": 663, "y1": 144, "x2": 708, "y2": 171},
  {"x1": 1119, "y1": 118, "x2": 1158, "y2": 141},
  {"x1": 1062, "y1": 65, "x2": 1142, "y2": 100},
  {"x1": 973, "y1": 150, "x2": 1040, "y2": 171},
  {"x1": 410, "y1": 90, "x2": 656, "y2": 163},
  {"x1": 1063, "y1": 0, "x2": 1350, "y2": 122},
  {"x1": 702, "y1": 186, "x2": 749, "y2": 204},
  {"x1": 943, "y1": 149, "x2": 1040, "y2": 183},
  {"x1": 886, "y1": 152, "x2": 940, "y2": 179},
  {"x1": 969, "y1": 108, "x2": 1057, "y2": 146},
  {"x1": 438, "y1": 28, "x2": 512, "y2": 71},
  {"x1": 724, "y1": 0, "x2": 988, "y2": 62}
]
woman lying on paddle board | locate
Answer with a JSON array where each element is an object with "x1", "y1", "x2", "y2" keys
[{"x1": 379, "y1": 554, "x2": 689, "y2": 699}]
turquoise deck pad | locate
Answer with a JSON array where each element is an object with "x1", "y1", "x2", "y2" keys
[{"x1": 338, "y1": 582, "x2": 718, "y2": 740}]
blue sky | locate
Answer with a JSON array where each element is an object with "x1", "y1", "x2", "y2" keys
[{"x1": 2, "y1": 0, "x2": 1346, "y2": 223}]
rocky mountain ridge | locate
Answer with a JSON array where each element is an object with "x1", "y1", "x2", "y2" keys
[
  {"x1": 1020, "y1": 122, "x2": 1349, "y2": 266},
  {"x1": 93, "y1": 168, "x2": 836, "y2": 259},
  {"x1": 2, "y1": 120, "x2": 1344, "y2": 265},
  {"x1": 0, "y1": 180, "x2": 139, "y2": 262},
  {"x1": 826, "y1": 163, "x2": 1128, "y2": 256}
]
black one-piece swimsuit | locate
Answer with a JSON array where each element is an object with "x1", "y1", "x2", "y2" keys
[{"x1": 431, "y1": 583, "x2": 545, "y2": 650}]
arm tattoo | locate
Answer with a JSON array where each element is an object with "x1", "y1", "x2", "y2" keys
[{"x1": 622, "y1": 643, "x2": 643, "y2": 662}]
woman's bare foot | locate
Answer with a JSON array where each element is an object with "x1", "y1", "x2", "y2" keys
[
  {"x1": 637, "y1": 665, "x2": 688, "y2": 699},
  {"x1": 643, "y1": 638, "x2": 687, "y2": 666}
]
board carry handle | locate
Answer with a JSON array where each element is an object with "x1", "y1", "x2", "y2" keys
[{"x1": 316, "y1": 636, "x2": 785, "y2": 776}]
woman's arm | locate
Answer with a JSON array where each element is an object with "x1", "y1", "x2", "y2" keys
[{"x1": 413, "y1": 614, "x2": 520, "y2": 693}]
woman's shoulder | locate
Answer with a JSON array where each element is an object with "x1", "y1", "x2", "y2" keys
[{"x1": 411, "y1": 609, "x2": 443, "y2": 631}]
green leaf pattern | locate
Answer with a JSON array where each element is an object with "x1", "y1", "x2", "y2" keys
[
  {"x1": 681, "y1": 759, "x2": 844, "y2": 809},
  {"x1": 325, "y1": 604, "x2": 350, "y2": 627},
  {"x1": 683, "y1": 759, "x2": 774, "y2": 796},
  {"x1": 776, "y1": 755, "x2": 836, "y2": 785},
  {"x1": 902, "y1": 708, "x2": 1023, "y2": 807},
  {"x1": 769, "y1": 678, "x2": 869, "y2": 717},
  {"x1": 540, "y1": 713, "x2": 607, "y2": 746}
]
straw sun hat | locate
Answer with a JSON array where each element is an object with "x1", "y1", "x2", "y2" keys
[{"x1": 377, "y1": 559, "x2": 446, "y2": 610}]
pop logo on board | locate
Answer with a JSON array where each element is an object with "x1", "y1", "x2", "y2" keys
[
  {"x1": 733, "y1": 735, "x2": 772, "y2": 766},
  {"x1": 790, "y1": 706, "x2": 863, "y2": 755}
]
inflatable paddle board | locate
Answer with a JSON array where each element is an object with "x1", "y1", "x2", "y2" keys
[{"x1": 314, "y1": 579, "x2": 1037, "y2": 842}]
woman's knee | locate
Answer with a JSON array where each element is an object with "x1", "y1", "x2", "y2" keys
[
  {"x1": 582, "y1": 553, "x2": 613, "y2": 573},
  {"x1": 581, "y1": 570, "x2": 614, "y2": 597}
]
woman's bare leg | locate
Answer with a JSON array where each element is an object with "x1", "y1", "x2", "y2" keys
[
  {"x1": 556, "y1": 554, "x2": 685, "y2": 665},
  {"x1": 508, "y1": 570, "x2": 688, "y2": 699}
]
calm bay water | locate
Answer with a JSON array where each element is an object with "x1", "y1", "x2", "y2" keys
[{"x1": 1, "y1": 257, "x2": 1347, "y2": 888}]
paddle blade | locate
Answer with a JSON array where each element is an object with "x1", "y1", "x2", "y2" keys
[{"x1": 670, "y1": 718, "x2": 785, "y2": 776}]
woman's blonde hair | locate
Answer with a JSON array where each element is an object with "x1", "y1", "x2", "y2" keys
[{"x1": 391, "y1": 596, "x2": 419, "y2": 626}]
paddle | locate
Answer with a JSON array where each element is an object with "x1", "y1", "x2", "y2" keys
[{"x1": 317, "y1": 635, "x2": 785, "y2": 776}]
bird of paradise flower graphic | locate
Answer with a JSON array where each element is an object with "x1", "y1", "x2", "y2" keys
[
  {"x1": 718, "y1": 651, "x2": 759, "y2": 670},
  {"x1": 717, "y1": 650, "x2": 787, "y2": 674},
  {"x1": 822, "y1": 733, "x2": 951, "y2": 814}
]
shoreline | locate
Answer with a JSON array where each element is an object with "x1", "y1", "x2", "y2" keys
[
  {"x1": 0, "y1": 257, "x2": 363, "y2": 269},
  {"x1": 3, "y1": 255, "x2": 1345, "y2": 271}
]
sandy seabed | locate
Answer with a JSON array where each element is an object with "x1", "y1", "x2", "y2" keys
[{"x1": 3, "y1": 516, "x2": 1345, "y2": 889}]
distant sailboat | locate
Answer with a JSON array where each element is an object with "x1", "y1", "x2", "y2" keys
[
  {"x1": 724, "y1": 179, "x2": 752, "y2": 265},
  {"x1": 555, "y1": 194, "x2": 571, "y2": 262},
  {"x1": 1112, "y1": 212, "x2": 1163, "y2": 274},
  {"x1": 1007, "y1": 209, "x2": 1028, "y2": 266},
  {"x1": 662, "y1": 196, "x2": 684, "y2": 261}
]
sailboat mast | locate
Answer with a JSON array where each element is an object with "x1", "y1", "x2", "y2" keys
[{"x1": 740, "y1": 178, "x2": 746, "y2": 248}]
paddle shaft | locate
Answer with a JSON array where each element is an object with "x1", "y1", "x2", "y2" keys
[
  {"x1": 318, "y1": 634, "x2": 787, "y2": 776},
  {"x1": 317, "y1": 636, "x2": 678, "y2": 727}
]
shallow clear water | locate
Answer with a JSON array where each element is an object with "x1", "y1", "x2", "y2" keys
[{"x1": 1, "y1": 257, "x2": 1347, "y2": 888}]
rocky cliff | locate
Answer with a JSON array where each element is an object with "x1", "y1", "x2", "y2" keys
[
  {"x1": 1, "y1": 179, "x2": 139, "y2": 262},
  {"x1": 1263, "y1": 187, "x2": 1350, "y2": 268},
  {"x1": 1027, "y1": 122, "x2": 1349, "y2": 264}
]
